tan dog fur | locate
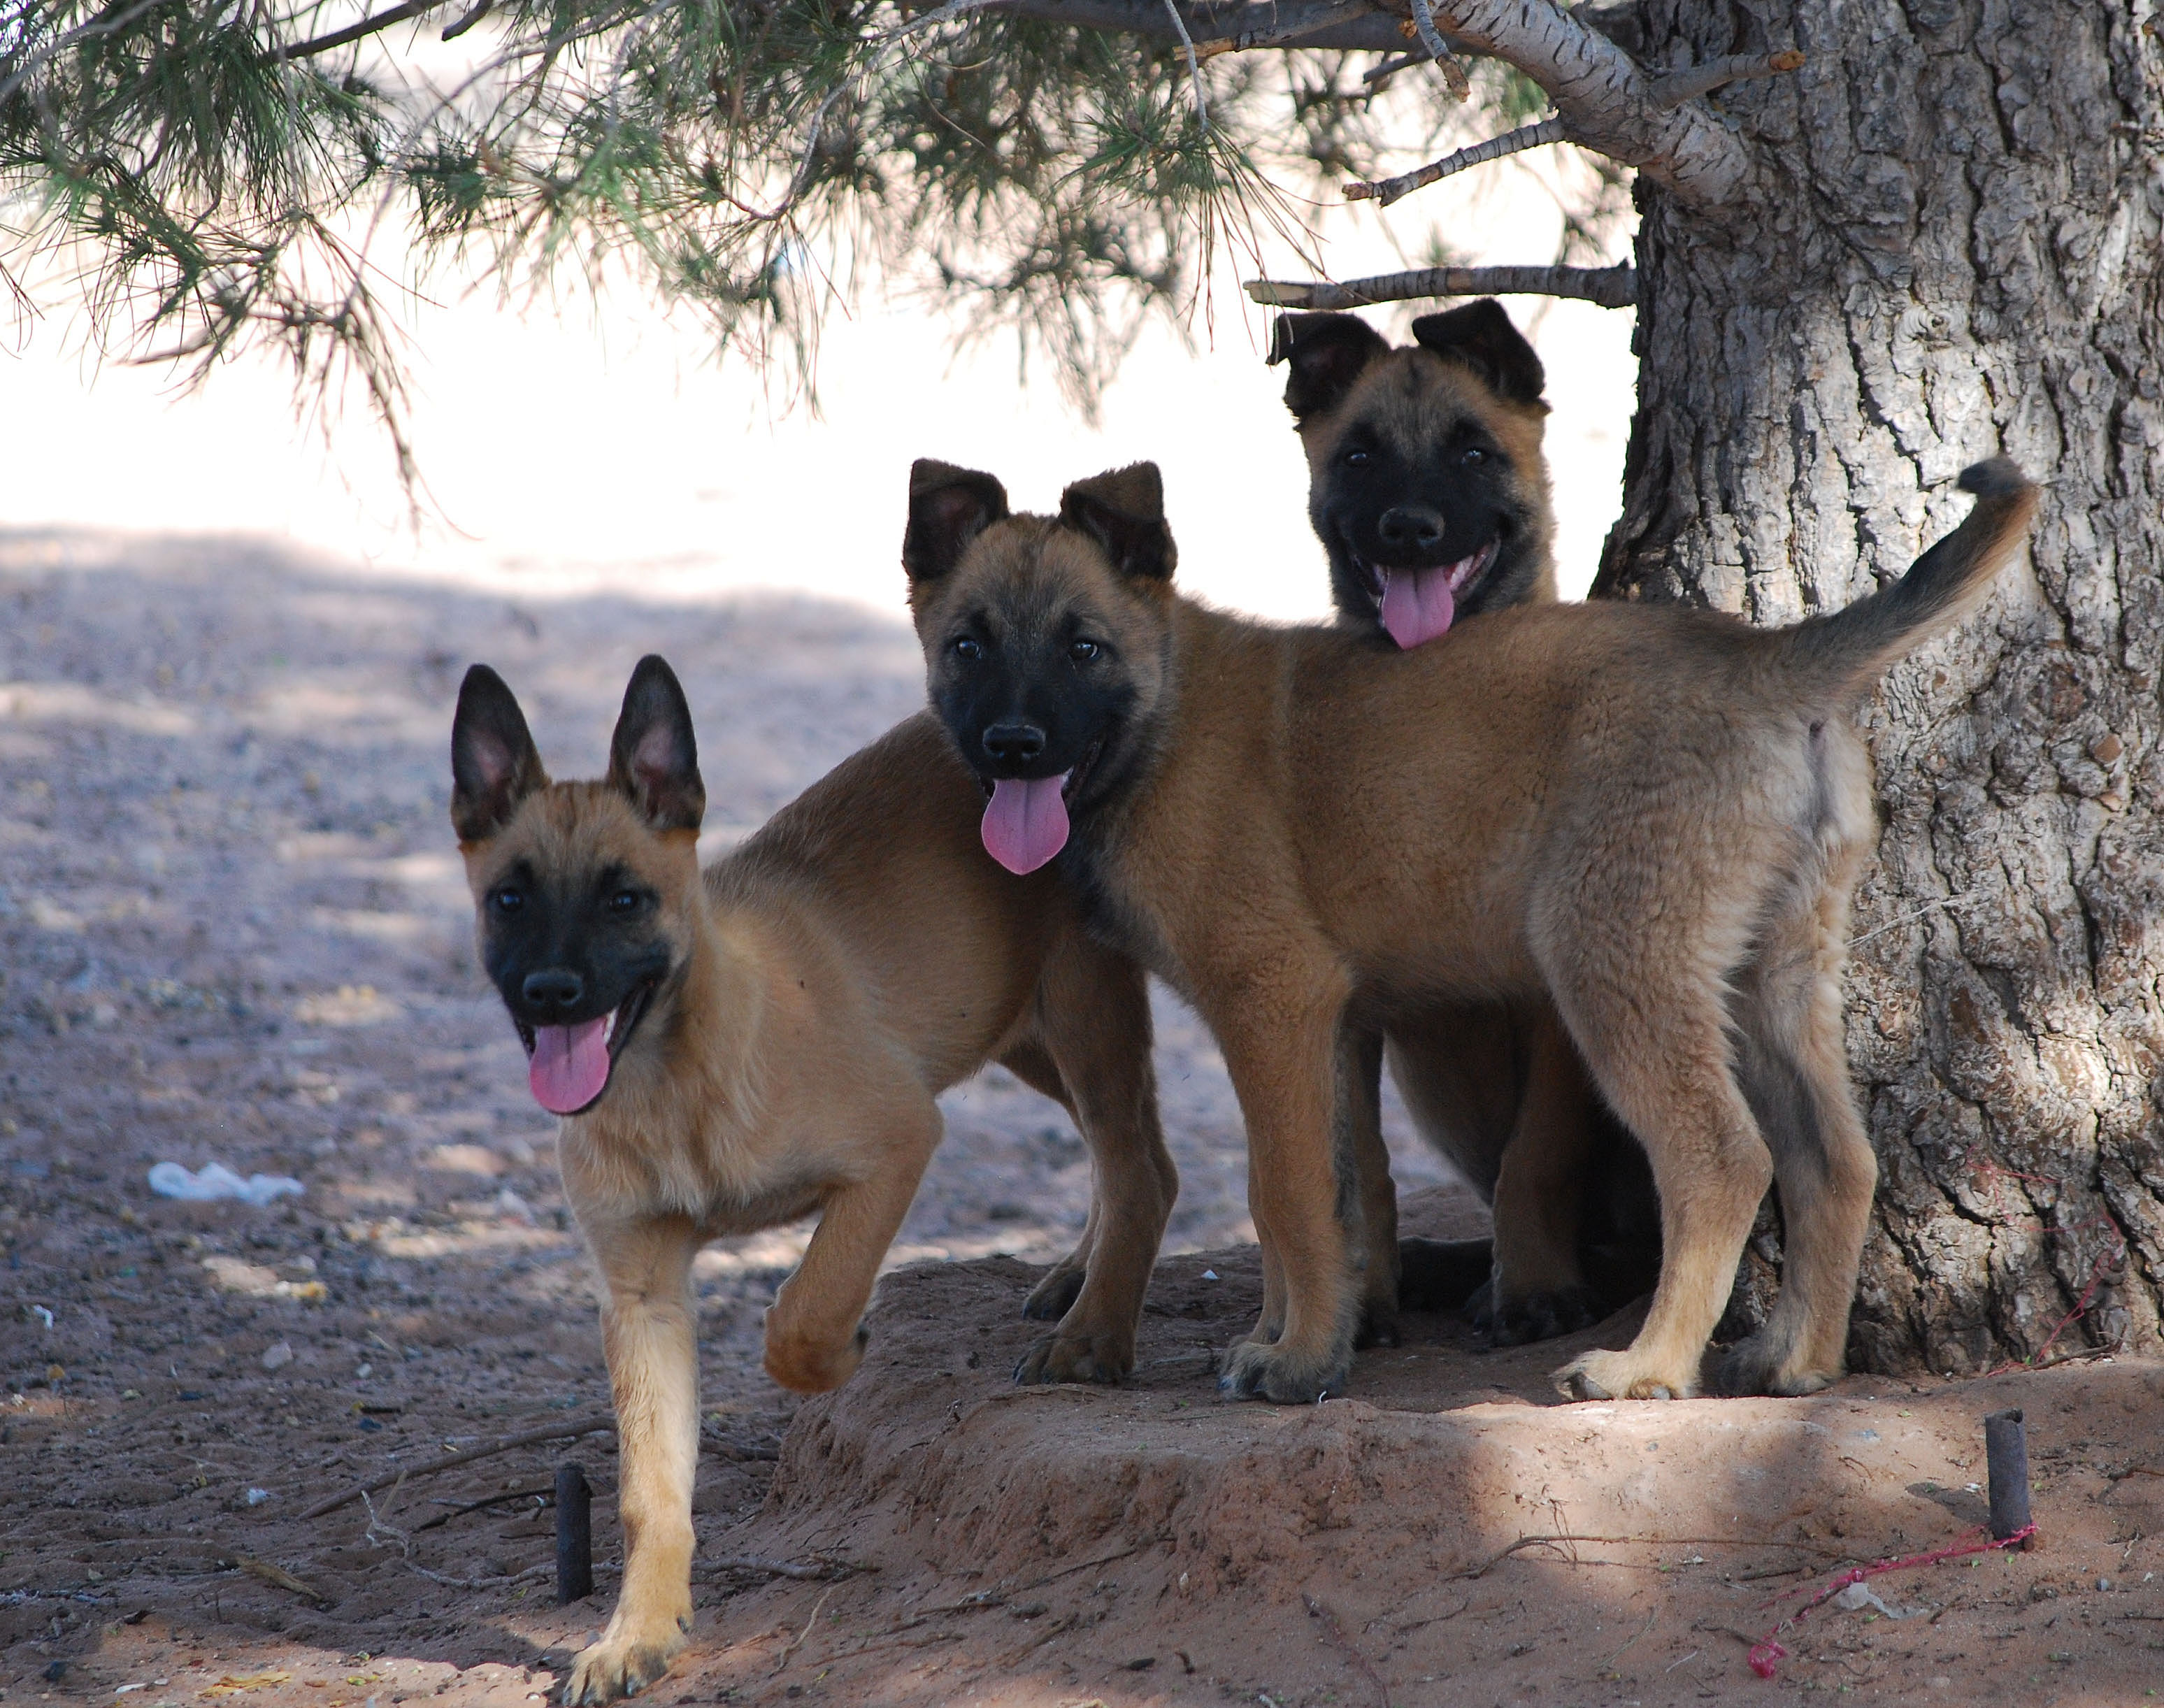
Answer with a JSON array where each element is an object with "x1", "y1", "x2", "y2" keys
[
  {"x1": 451, "y1": 663, "x2": 1173, "y2": 1702},
  {"x1": 907, "y1": 459, "x2": 2036, "y2": 1407}
]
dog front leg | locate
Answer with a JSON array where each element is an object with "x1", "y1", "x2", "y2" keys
[
  {"x1": 764, "y1": 1112, "x2": 940, "y2": 1393},
  {"x1": 1337, "y1": 1022, "x2": 1401, "y2": 1349},
  {"x1": 1015, "y1": 936, "x2": 1176, "y2": 1385},
  {"x1": 564, "y1": 1215, "x2": 703, "y2": 1707},
  {"x1": 1212, "y1": 979, "x2": 1360, "y2": 1405}
]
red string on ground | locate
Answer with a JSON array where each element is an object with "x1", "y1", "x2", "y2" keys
[{"x1": 1746, "y1": 1523, "x2": 2037, "y2": 1680}]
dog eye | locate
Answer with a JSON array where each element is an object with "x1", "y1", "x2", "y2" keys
[
  {"x1": 608, "y1": 890, "x2": 643, "y2": 915},
  {"x1": 1069, "y1": 639, "x2": 1101, "y2": 663},
  {"x1": 952, "y1": 636, "x2": 983, "y2": 662},
  {"x1": 1343, "y1": 447, "x2": 1371, "y2": 469},
  {"x1": 1461, "y1": 447, "x2": 1487, "y2": 466},
  {"x1": 492, "y1": 888, "x2": 524, "y2": 916}
]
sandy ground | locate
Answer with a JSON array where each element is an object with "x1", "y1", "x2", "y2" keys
[{"x1": 3, "y1": 531, "x2": 2158, "y2": 1708}]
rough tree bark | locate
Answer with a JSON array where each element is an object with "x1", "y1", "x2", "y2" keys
[{"x1": 1592, "y1": 2, "x2": 2164, "y2": 1373}]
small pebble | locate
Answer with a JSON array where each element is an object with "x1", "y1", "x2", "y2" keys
[
  {"x1": 2098, "y1": 1577, "x2": 2112, "y2": 1591},
  {"x1": 261, "y1": 1341, "x2": 294, "y2": 1371}
]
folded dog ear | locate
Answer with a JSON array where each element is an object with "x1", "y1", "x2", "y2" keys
[
  {"x1": 904, "y1": 461, "x2": 1010, "y2": 583},
  {"x1": 1410, "y1": 299, "x2": 1547, "y2": 410},
  {"x1": 451, "y1": 665, "x2": 550, "y2": 844},
  {"x1": 608, "y1": 655, "x2": 706, "y2": 834},
  {"x1": 1059, "y1": 463, "x2": 1177, "y2": 582},
  {"x1": 1268, "y1": 313, "x2": 1391, "y2": 423}
]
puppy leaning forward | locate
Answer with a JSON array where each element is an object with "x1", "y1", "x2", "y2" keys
[
  {"x1": 907, "y1": 456, "x2": 2037, "y2": 1407},
  {"x1": 448, "y1": 659, "x2": 1175, "y2": 1704}
]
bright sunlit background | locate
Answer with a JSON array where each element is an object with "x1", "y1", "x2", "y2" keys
[{"x1": 3, "y1": 155, "x2": 1635, "y2": 622}]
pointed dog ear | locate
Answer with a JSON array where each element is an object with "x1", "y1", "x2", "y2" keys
[
  {"x1": 450, "y1": 665, "x2": 550, "y2": 844},
  {"x1": 903, "y1": 460, "x2": 1011, "y2": 583},
  {"x1": 1059, "y1": 463, "x2": 1176, "y2": 582},
  {"x1": 1410, "y1": 299, "x2": 1547, "y2": 409},
  {"x1": 607, "y1": 655, "x2": 705, "y2": 834},
  {"x1": 1268, "y1": 313, "x2": 1391, "y2": 423}
]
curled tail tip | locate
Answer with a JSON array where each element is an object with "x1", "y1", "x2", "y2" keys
[{"x1": 1957, "y1": 456, "x2": 2032, "y2": 501}]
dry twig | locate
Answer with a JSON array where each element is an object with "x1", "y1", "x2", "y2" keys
[
  {"x1": 1245, "y1": 262, "x2": 1635, "y2": 311},
  {"x1": 302, "y1": 1412, "x2": 616, "y2": 1520},
  {"x1": 1305, "y1": 1593, "x2": 1391, "y2": 1707},
  {"x1": 1345, "y1": 116, "x2": 1565, "y2": 204}
]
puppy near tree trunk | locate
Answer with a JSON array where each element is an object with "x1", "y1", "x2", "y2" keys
[{"x1": 906, "y1": 455, "x2": 2037, "y2": 1406}]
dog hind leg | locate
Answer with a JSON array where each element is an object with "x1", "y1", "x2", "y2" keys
[
  {"x1": 1714, "y1": 856, "x2": 1876, "y2": 1396},
  {"x1": 1547, "y1": 982, "x2": 1774, "y2": 1402}
]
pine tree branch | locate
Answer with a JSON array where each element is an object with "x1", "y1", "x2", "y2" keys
[
  {"x1": 1161, "y1": 0, "x2": 1210, "y2": 129},
  {"x1": 1245, "y1": 261, "x2": 1635, "y2": 310},
  {"x1": 989, "y1": 0, "x2": 1412, "y2": 55},
  {"x1": 1404, "y1": 0, "x2": 1470, "y2": 98},
  {"x1": 1647, "y1": 49, "x2": 1805, "y2": 111},
  {"x1": 1416, "y1": 0, "x2": 1756, "y2": 205},
  {"x1": 265, "y1": 0, "x2": 446, "y2": 65},
  {"x1": 440, "y1": 0, "x2": 496, "y2": 41},
  {"x1": 1344, "y1": 115, "x2": 1563, "y2": 204},
  {"x1": 981, "y1": 0, "x2": 1778, "y2": 203}
]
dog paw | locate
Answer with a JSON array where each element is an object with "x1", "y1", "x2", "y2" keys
[
  {"x1": 1354, "y1": 1303, "x2": 1403, "y2": 1350},
  {"x1": 1021, "y1": 1264, "x2": 1087, "y2": 1323},
  {"x1": 762, "y1": 1319, "x2": 868, "y2": 1394},
  {"x1": 1013, "y1": 1329, "x2": 1131, "y2": 1386},
  {"x1": 1552, "y1": 1349, "x2": 1696, "y2": 1402},
  {"x1": 1475, "y1": 1284, "x2": 1603, "y2": 1348},
  {"x1": 560, "y1": 1614, "x2": 689, "y2": 1705},
  {"x1": 1711, "y1": 1336, "x2": 1839, "y2": 1398},
  {"x1": 1218, "y1": 1337, "x2": 1351, "y2": 1405}
]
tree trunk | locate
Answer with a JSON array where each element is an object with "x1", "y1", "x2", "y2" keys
[{"x1": 1594, "y1": 1, "x2": 2164, "y2": 1373}]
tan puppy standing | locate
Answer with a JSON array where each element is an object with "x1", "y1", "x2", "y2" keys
[
  {"x1": 450, "y1": 659, "x2": 1175, "y2": 1702},
  {"x1": 904, "y1": 455, "x2": 2036, "y2": 1405}
]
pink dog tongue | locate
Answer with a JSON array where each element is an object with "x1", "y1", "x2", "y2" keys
[
  {"x1": 981, "y1": 775, "x2": 1071, "y2": 875},
  {"x1": 1379, "y1": 566, "x2": 1457, "y2": 650},
  {"x1": 529, "y1": 1017, "x2": 611, "y2": 1114}
]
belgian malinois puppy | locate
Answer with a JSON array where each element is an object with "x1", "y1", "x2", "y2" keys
[
  {"x1": 452, "y1": 658, "x2": 1174, "y2": 1702},
  {"x1": 1266, "y1": 301, "x2": 1658, "y2": 1347},
  {"x1": 905, "y1": 455, "x2": 2035, "y2": 1405}
]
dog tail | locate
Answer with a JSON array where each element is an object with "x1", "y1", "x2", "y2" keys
[{"x1": 1776, "y1": 458, "x2": 2037, "y2": 696}]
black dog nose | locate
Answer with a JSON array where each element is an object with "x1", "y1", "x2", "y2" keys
[
  {"x1": 522, "y1": 968, "x2": 584, "y2": 1010},
  {"x1": 982, "y1": 722, "x2": 1047, "y2": 765},
  {"x1": 1377, "y1": 505, "x2": 1447, "y2": 553}
]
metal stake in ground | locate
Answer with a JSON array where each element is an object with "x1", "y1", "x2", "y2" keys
[
  {"x1": 557, "y1": 1463, "x2": 594, "y2": 1602},
  {"x1": 1985, "y1": 1408, "x2": 2034, "y2": 1547}
]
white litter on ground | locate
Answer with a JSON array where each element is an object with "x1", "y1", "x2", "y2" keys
[{"x1": 147, "y1": 1161, "x2": 303, "y2": 1206}]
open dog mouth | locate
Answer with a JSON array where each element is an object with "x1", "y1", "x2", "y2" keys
[
  {"x1": 977, "y1": 738, "x2": 1103, "y2": 875},
  {"x1": 513, "y1": 978, "x2": 658, "y2": 1117},
  {"x1": 1351, "y1": 538, "x2": 1500, "y2": 650}
]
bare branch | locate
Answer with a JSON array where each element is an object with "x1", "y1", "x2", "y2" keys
[
  {"x1": 1405, "y1": 0, "x2": 1470, "y2": 99},
  {"x1": 1345, "y1": 115, "x2": 1563, "y2": 205},
  {"x1": 1245, "y1": 261, "x2": 1635, "y2": 310},
  {"x1": 993, "y1": 0, "x2": 1410, "y2": 55},
  {"x1": 440, "y1": 0, "x2": 496, "y2": 41},
  {"x1": 1647, "y1": 48, "x2": 1804, "y2": 110},
  {"x1": 1161, "y1": 0, "x2": 1210, "y2": 129},
  {"x1": 264, "y1": 0, "x2": 444, "y2": 65}
]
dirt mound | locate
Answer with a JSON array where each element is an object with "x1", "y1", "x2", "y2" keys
[{"x1": 690, "y1": 1192, "x2": 2164, "y2": 1706}]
